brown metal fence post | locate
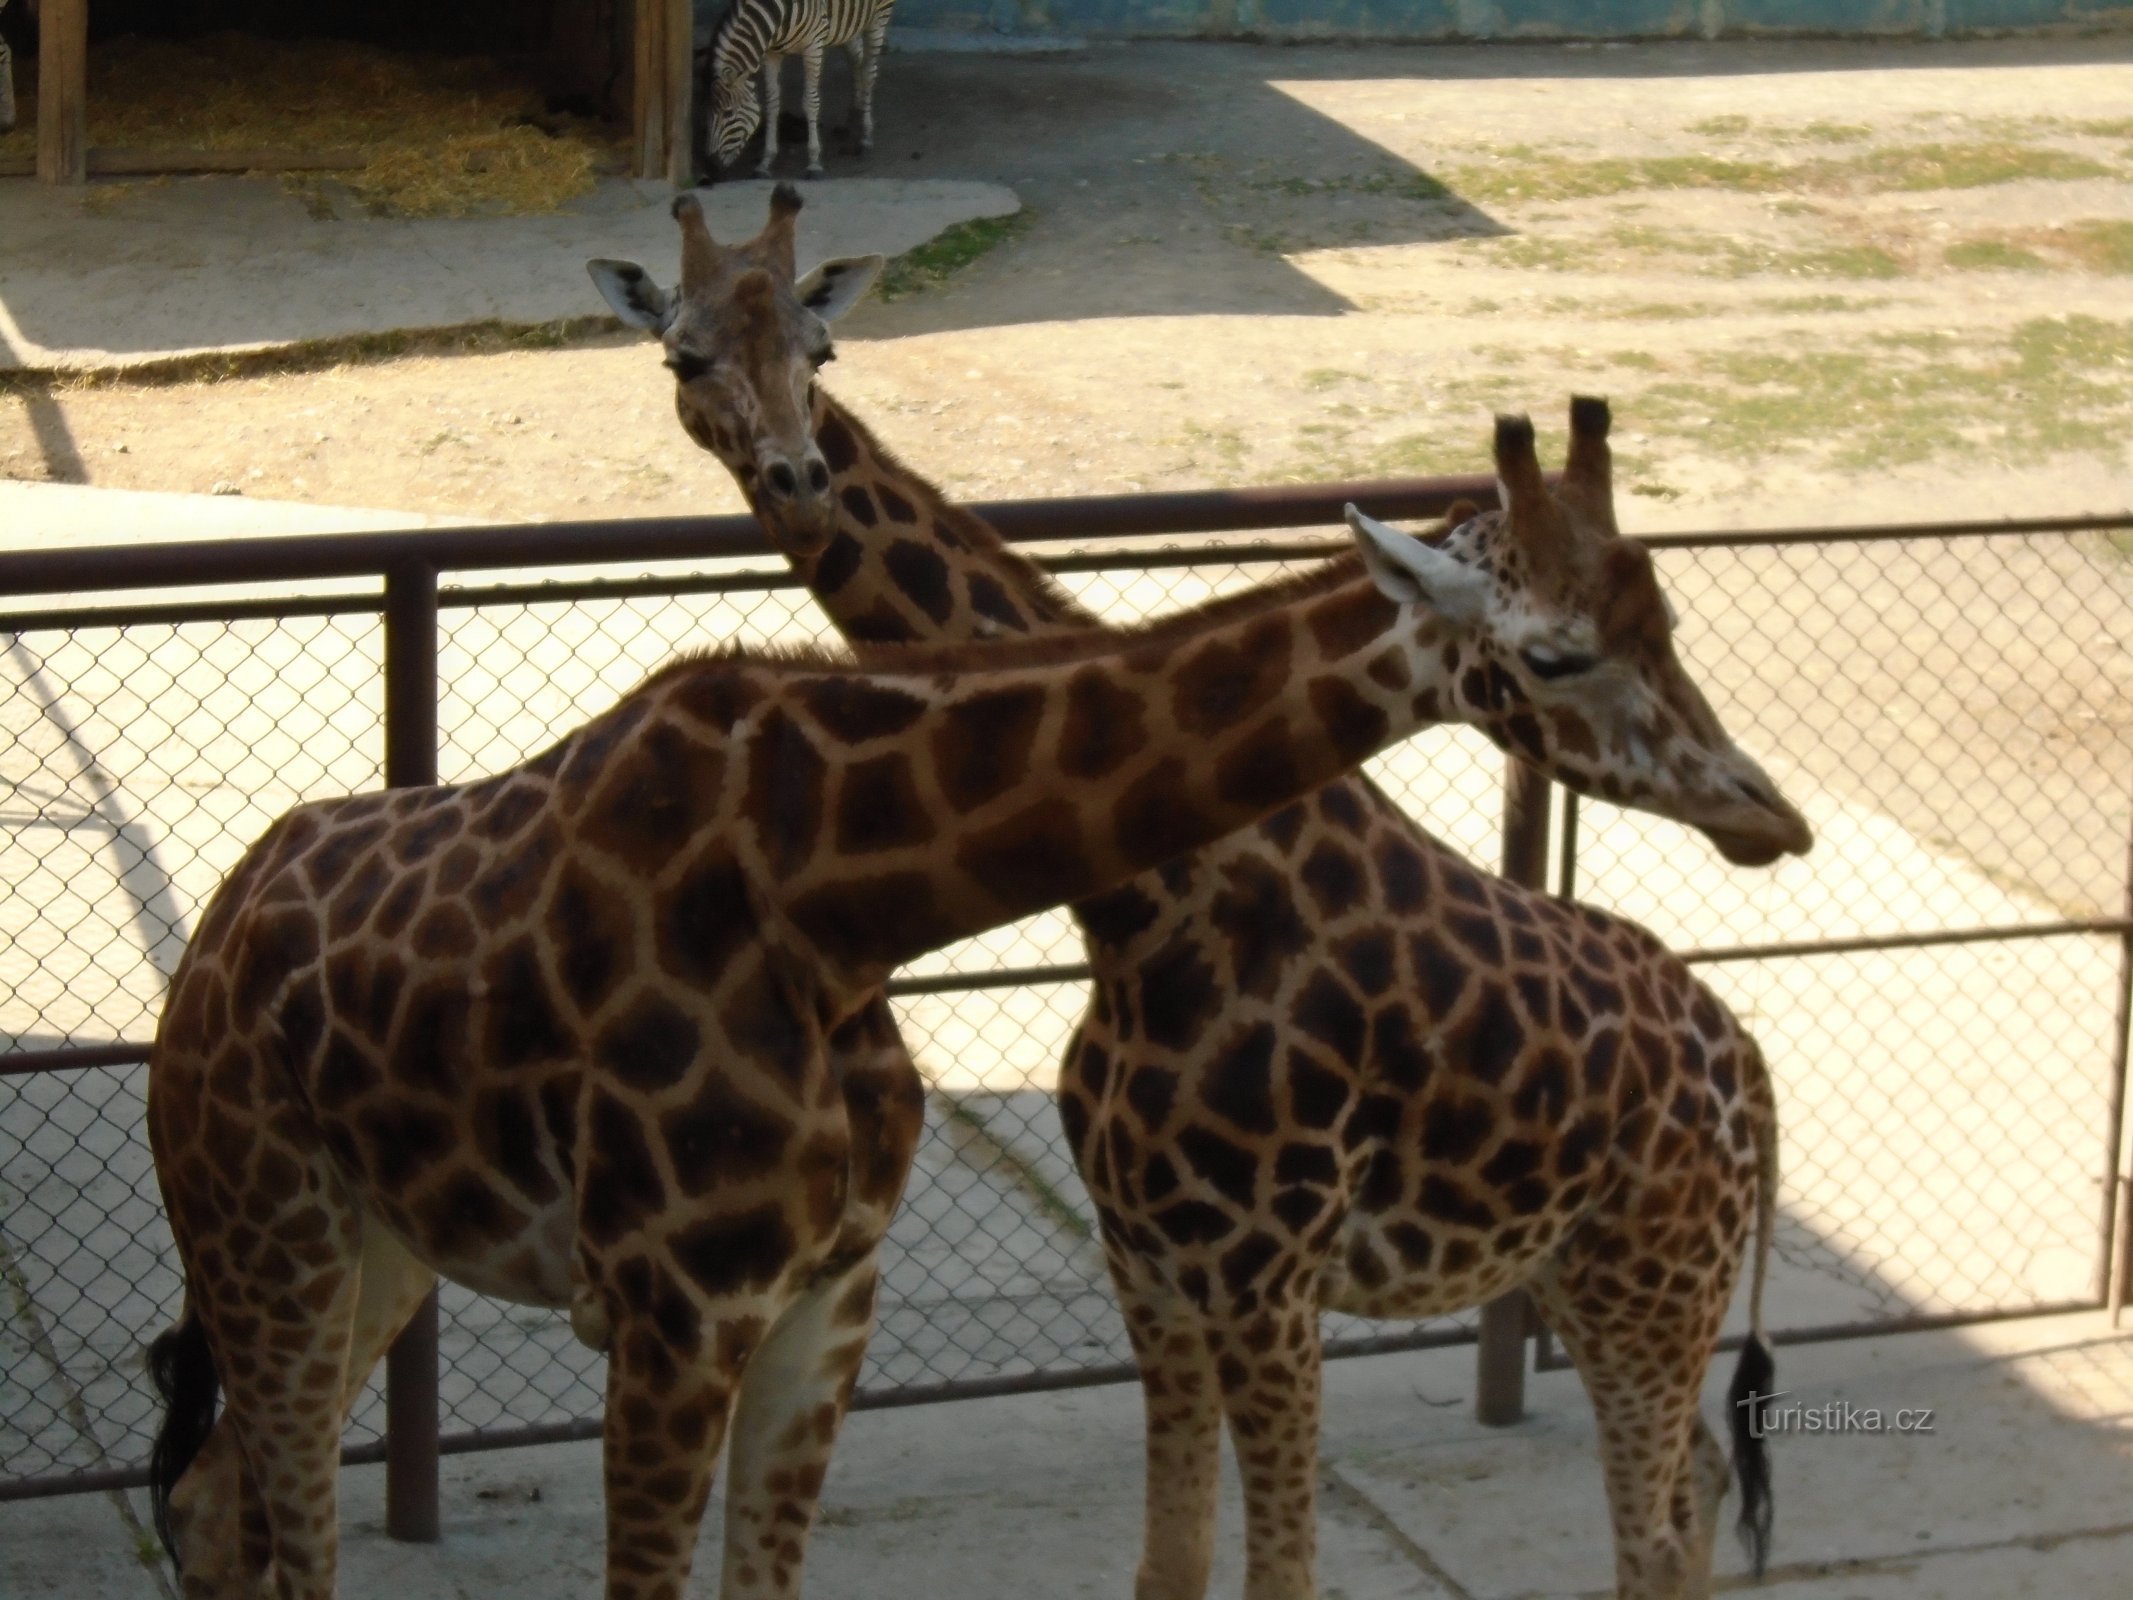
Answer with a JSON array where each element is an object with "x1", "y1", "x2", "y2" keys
[
  {"x1": 2101, "y1": 795, "x2": 2133, "y2": 1328},
  {"x1": 1476, "y1": 760, "x2": 1553, "y2": 1425},
  {"x1": 383, "y1": 563, "x2": 441, "y2": 1542}
]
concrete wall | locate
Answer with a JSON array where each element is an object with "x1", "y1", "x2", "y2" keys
[{"x1": 891, "y1": 0, "x2": 2133, "y2": 41}]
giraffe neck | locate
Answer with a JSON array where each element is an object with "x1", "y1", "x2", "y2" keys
[
  {"x1": 750, "y1": 556, "x2": 1478, "y2": 985},
  {"x1": 798, "y1": 390, "x2": 1095, "y2": 646}
]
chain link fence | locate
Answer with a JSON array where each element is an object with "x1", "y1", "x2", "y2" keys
[{"x1": 5, "y1": 505, "x2": 2131, "y2": 1499}]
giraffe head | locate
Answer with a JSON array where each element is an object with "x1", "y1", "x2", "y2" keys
[
  {"x1": 1352, "y1": 398, "x2": 1811, "y2": 867},
  {"x1": 588, "y1": 187, "x2": 884, "y2": 545}
]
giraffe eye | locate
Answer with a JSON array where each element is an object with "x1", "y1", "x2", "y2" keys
[
  {"x1": 666, "y1": 350, "x2": 710, "y2": 383},
  {"x1": 1521, "y1": 645, "x2": 1598, "y2": 681}
]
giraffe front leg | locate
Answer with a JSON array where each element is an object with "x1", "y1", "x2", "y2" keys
[
  {"x1": 718, "y1": 1255, "x2": 880, "y2": 1598},
  {"x1": 800, "y1": 43, "x2": 825, "y2": 178},
  {"x1": 1217, "y1": 1299, "x2": 1323, "y2": 1600},
  {"x1": 601, "y1": 1285, "x2": 753, "y2": 1600},
  {"x1": 757, "y1": 55, "x2": 783, "y2": 178}
]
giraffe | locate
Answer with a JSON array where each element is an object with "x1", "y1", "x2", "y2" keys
[
  {"x1": 588, "y1": 186, "x2": 1811, "y2": 1600},
  {"x1": 139, "y1": 380, "x2": 1771, "y2": 1600}
]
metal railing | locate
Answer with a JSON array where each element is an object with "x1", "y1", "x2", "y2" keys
[{"x1": 4, "y1": 487, "x2": 2130, "y2": 1528}]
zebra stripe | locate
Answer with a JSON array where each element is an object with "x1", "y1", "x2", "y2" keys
[{"x1": 698, "y1": 0, "x2": 896, "y2": 180}]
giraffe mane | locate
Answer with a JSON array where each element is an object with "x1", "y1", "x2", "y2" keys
[
  {"x1": 821, "y1": 398, "x2": 1093, "y2": 631},
  {"x1": 642, "y1": 549, "x2": 1373, "y2": 692}
]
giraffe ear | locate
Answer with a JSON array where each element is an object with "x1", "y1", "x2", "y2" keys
[
  {"x1": 586, "y1": 258, "x2": 677, "y2": 334},
  {"x1": 1345, "y1": 505, "x2": 1490, "y2": 624},
  {"x1": 794, "y1": 255, "x2": 885, "y2": 322}
]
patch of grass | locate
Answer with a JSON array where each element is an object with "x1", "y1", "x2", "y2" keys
[
  {"x1": 1741, "y1": 243, "x2": 1907, "y2": 280},
  {"x1": 2060, "y1": 220, "x2": 2133, "y2": 274},
  {"x1": 1248, "y1": 169, "x2": 1454, "y2": 202},
  {"x1": 1835, "y1": 141, "x2": 2113, "y2": 191},
  {"x1": 1629, "y1": 314, "x2": 2133, "y2": 470},
  {"x1": 876, "y1": 210, "x2": 1031, "y2": 300},
  {"x1": 1303, "y1": 368, "x2": 1367, "y2": 390},
  {"x1": 1452, "y1": 153, "x2": 1788, "y2": 203},
  {"x1": 1792, "y1": 120, "x2": 1874, "y2": 145},
  {"x1": 1944, "y1": 237, "x2": 2051, "y2": 272},
  {"x1": 1689, "y1": 114, "x2": 1753, "y2": 137},
  {"x1": 1763, "y1": 293, "x2": 1889, "y2": 314},
  {"x1": 2077, "y1": 117, "x2": 2133, "y2": 138}
]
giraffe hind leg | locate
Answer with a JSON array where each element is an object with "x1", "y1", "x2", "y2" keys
[{"x1": 1528, "y1": 1257, "x2": 1737, "y2": 1600}]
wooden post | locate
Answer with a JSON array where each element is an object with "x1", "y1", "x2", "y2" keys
[
  {"x1": 1475, "y1": 759, "x2": 1552, "y2": 1426},
  {"x1": 631, "y1": 0, "x2": 693, "y2": 183},
  {"x1": 37, "y1": 0, "x2": 89, "y2": 185},
  {"x1": 665, "y1": 0, "x2": 694, "y2": 189}
]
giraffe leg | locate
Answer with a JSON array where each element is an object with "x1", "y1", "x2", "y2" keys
[
  {"x1": 757, "y1": 55, "x2": 782, "y2": 177},
  {"x1": 165, "y1": 1424, "x2": 269, "y2": 1600},
  {"x1": 717, "y1": 1256, "x2": 878, "y2": 1599},
  {"x1": 600, "y1": 1299, "x2": 753, "y2": 1600},
  {"x1": 800, "y1": 43, "x2": 824, "y2": 178},
  {"x1": 1529, "y1": 1263, "x2": 1731, "y2": 1600},
  {"x1": 1118, "y1": 1270, "x2": 1223, "y2": 1600},
  {"x1": 194, "y1": 1206, "x2": 365, "y2": 1597},
  {"x1": 1216, "y1": 1299, "x2": 1322, "y2": 1600},
  {"x1": 170, "y1": 1218, "x2": 435, "y2": 1597}
]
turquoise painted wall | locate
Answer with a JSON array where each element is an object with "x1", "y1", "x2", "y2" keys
[{"x1": 890, "y1": 0, "x2": 2133, "y2": 40}]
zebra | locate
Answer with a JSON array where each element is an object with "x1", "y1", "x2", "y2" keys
[
  {"x1": 0, "y1": 0, "x2": 21, "y2": 136},
  {"x1": 696, "y1": 0, "x2": 895, "y2": 181}
]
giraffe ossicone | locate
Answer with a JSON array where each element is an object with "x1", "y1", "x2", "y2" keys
[{"x1": 595, "y1": 183, "x2": 1813, "y2": 1600}]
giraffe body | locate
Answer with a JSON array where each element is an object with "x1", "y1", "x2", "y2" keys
[
  {"x1": 146, "y1": 417, "x2": 1629, "y2": 1600},
  {"x1": 589, "y1": 187, "x2": 1809, "y2": 1599}
]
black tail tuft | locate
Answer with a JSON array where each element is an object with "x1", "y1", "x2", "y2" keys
[
  {"x1": 1726, "y1": 1333, "x2": 1777, "y2": 1577},
  {"x1": 147, "y1": 1308, "x2": 220, "y2": 1573}
]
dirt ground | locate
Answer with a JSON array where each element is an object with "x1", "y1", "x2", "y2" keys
[
  {"x1": 4, "y1": 36, "x2": 2133, "y2": 915},
  {"x1": 5, "y1": 37, "x2": 2132, "y2": 524}
]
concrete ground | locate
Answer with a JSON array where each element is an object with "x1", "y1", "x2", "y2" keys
[
  {"x1": 3, "y1": 1308, "x2": 2127, "y2": 1600},
  {"x1": 0, "y1": 177, "x2": 1018, "y2": 373}
]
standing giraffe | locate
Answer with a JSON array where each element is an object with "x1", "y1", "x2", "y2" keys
[
  {"x1": 140, "y1": 314, "x2": 1786, "y2": 1600},
  {"x1": 590, "y1": 187, "x2": 1812, "y2": 1599}
]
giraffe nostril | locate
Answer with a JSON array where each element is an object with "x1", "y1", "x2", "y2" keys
[
  {"x1": 1733, "y1": 776, "x2": 1778, "y2": 810},
  {"x1": 805, "y1": 459, "x2": 830, "y2": 495},
  {"x1": 765, "y1": 461, "x2": 799, "y2": 498}
]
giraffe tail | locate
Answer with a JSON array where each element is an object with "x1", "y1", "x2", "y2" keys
[
  {"x1": 146, "y1": 1300, "x2": 220, "y2": 1571},
  {"x1": 1724, "y1": 1041, "x2": 1780, "y2": 1577}
]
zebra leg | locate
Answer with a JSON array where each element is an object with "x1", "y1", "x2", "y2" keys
[
  {"x1": 758, "y1": 54, "x2": 782, "y2": 177},
  {"x1": 840, "y1": 36, "x2": 865, "y2": 149},
  {"x1": 859, "y1": 16, "x2": 888, "y2": 154},
  {"x1": 801, "y1": 41, "x2": 824, "y2": 177}
]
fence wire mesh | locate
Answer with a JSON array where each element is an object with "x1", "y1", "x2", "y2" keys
[{"x1": 3, "y1": 524, "x2": 2131, "y2": 1496}]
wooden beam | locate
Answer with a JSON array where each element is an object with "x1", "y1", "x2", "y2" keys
[
  {"x1": 631, "y1": 0, "x2": 665, "y2": 182},
  {"x1": 37, "y1": 0, "x2": 88, "y2": 185},
  {"x1": 665, "y1": 0, "x2": 694, "y2": 189}
]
